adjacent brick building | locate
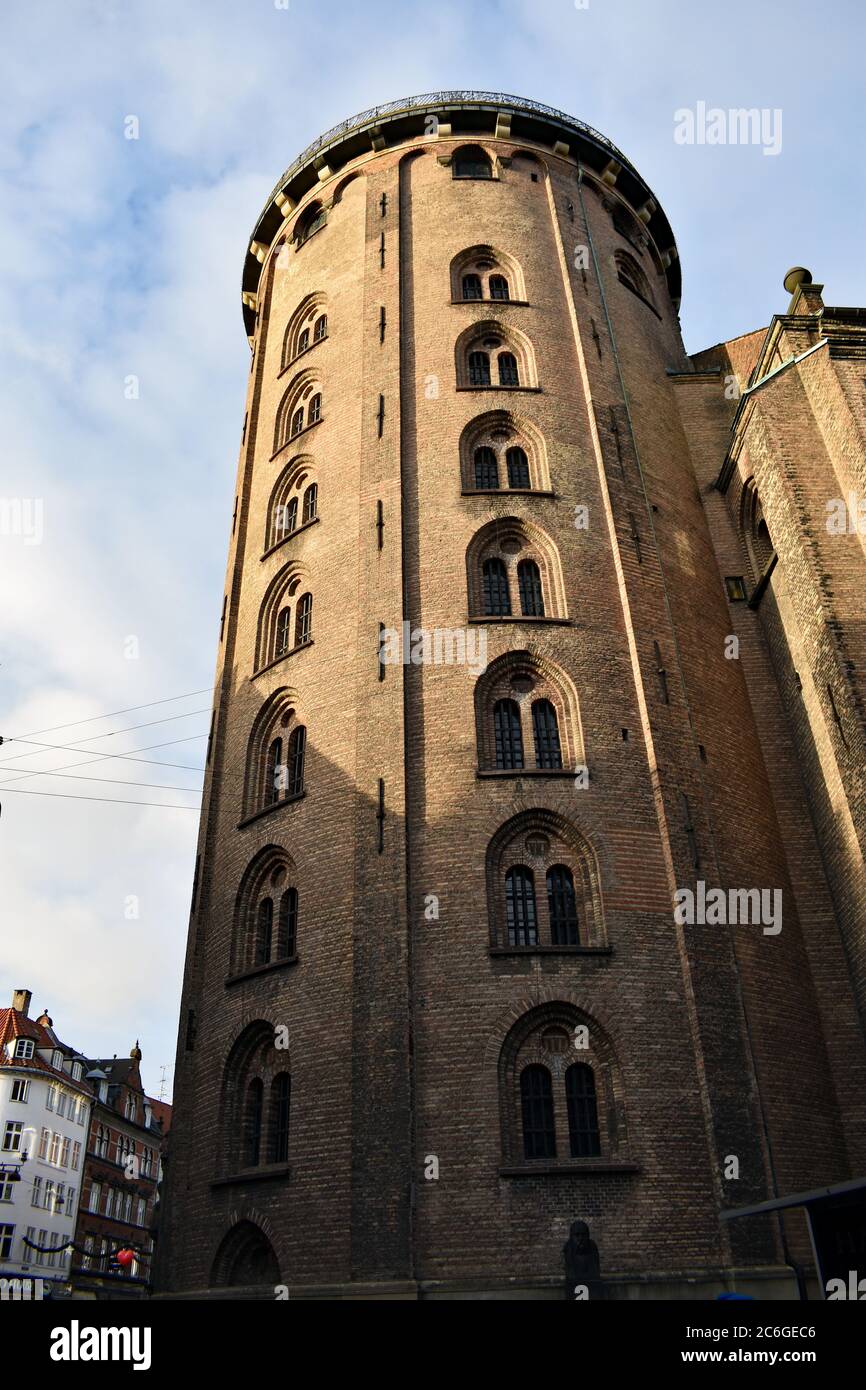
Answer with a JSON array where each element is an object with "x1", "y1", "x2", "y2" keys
[
  {"x1": 157, "y1": 92, "x2": 866, "y2": 1300},
  {"x1": 71, "y1": 1046, "x2": 167, "y2": 1296}
]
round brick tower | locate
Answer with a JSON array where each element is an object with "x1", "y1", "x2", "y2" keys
[{"x1": 158, "y1": 93, "x2": 866, "y2": 1300}]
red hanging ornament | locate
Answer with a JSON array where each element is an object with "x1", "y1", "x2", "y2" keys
[{"x1": 116, "y1": 1247, "x2": 135, "y2": 1268}]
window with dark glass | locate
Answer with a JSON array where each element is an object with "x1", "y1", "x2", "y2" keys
[
  {"x1": 308, "y1": 393, "x2": 322, "y2": 425},
  {"x1": 276, "y1": 497, "x2": 298, "y2": 543},
  {"x1": 547, "y1": 865, "x2": 579, "y2": 944},
  {"x1": 454, "y1": 146, "x2": 492, "y2": 179},
  {"x1": 532, "y1": 699, "x2": 562, "y2": 768},
  {"x1": 265, "y1": 737, "x2": 283, "y2": 806},
  {"x1": 482, "y1": 557, "x2": 511, "y2": 616},
  {"x1": 474, "y1": 446, "x2": 499, "y2": 490},
  {"x1": 295, "y1": 593, "x2": 312, "y2": 645},
  {"x1": 493, "y1": 698, "x2": 524, "y2": 769},
  {"x1": 243, "y1": 1079, "x2": 264, "y2": 1167},
  {"x1": 506, "y1": 446, "x2": 530, "y2": 488},
  {"x1": 505, "y1": 865, "x2": 538, "y2": 946},
  {"x1": 565, "y1": 1063, "x2": 601, "y2": 1157},
  {"x1": 269, "y1": 1074, "x2": 291, "y2": 1163},
  {"x1": 468, "y1": 351, "x2": 491, "y2": 386},
  {"x1": 302, "y1": 483, "x2": 318, "y2": 524},
  {"x1": 489, "y1": 274, "x2": 510, "y2": 301},
  {"x1": 278, "y1": 887, "x2": 298, "y2": 958},
  {"x1": 462, "y1": 273, "x2": 483, "y2": 301},
  {"x1": 275, "y1": 607, "x2": 292, "y2": 656},
  {"x1": 287, "y1": 726, "x2": 306, "y2": 796},
  {"x1": 498, "y1": 352, "x2": 519, "y2": 387},
  {"x1": 520, "y1": 1065, "x2": 556, "y2": 1159},
  {"x1": 290, "y1": 406, "x2": 304, "y2": 438},
  {"x1": 518, "y1": 559, "x2": 544, "y2": 617},
  {"x1": 297, "y1": 328, "x2": 310, "y2": 355},
  {"x1": 313, "y1": 314, "x2": 327, "y2": 341},
  {"x1": 296, "y1": 205, "x2": 326, "y2": 244},
  {"x1": 255, "y1": 898, "x2": 274, "y2": 965}
]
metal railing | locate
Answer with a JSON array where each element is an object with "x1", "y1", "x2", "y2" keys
[{"x1": 255, "y1": 90, "x2": 636, "y2": 231}]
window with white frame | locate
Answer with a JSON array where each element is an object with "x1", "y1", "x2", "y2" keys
[
  {"x1": 31, "y1": 1176, "x2": 42, "y2": 1208},
  {"x1": 14, "y1": 1039, "x2": 34, "y2": 1060},
  {"x1": 23, "y1": 1225, "x2": 36, "y2": 1262},
  {"x1": 46, "y1": 1085, "x2": 56, "y2": 1111},
  {"x1": 11, "y1": 1078, "x2": 30, "y2": 1103},
  {"x1": 0, "y1": 1224, "x2": 16, "y2": 1259},
  {"x1": 71, "y1": 1141, "x2": 81, "y2": 1171},
  {"x1": 0, "y1": 1177, "x2": 14, "y2": 1203},
  {"x1": 57, "y1": 1091, "x2": 68, "y2": 1118},
  {"x1": 49, "y1": 1132, "x2": 62, "y2": 1165},
  {"x1": 89, "y1": 1181, "x2": 101, "y2": 1214},
  {"x1": 51, "y1": 1051, "x2": 63, "y2": 1070},
  {"x1": 136, "y1": 1197, "x2": 146, "y2": 1226},
  {"x1": 44, "y1": 1179, "x2": 56, "y2": 1211},
  {"x1": 38, "y1": 1127, "x2": 50, "y2": 1159},
  {"x1": 72, "y1": 1062, "x2": 83, "y2": 1081},
  {"x1": 35, "y1": 1228, "x2": 48, "y2": 1266},
  {"x1": 60, "y1": 1137, "x2": 70, "y2": 1167},
  {"x1": 2, "y1": 1121, "x2": 23, "y2": 1152}
]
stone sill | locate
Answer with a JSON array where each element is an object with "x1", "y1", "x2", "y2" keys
[
  {"x1": 211, "y1": 1165, "x2": 291, "y2": 1189},
  {"x1": 451, "y1": 299, "x2": 530, "y2": 308},
  {"x1": 490, "y1": 946, "x2": 611, "y2": 958},
  {"x1": 237, "y1": 791, "x2": 306, "y2": 830},
  {"x1": 500, "y1": 1161, "x2": 639, "y2": 1177},
  {"x1": 457, "y1": 385, "x2": 541, "y2": 394},
  {"x1": 278, "y1": 334, "x2": 329, "y2": 378},
  {"x1": 477, "y1": 769, "x2": 577, "y2": 780},
  {"x1": 262, "y1": 515, "x2": 319, "y2": 560},
  {"x1": 226, "y1": 956, "x2": 298, "y2": 987},
  {"x1": 461, "y1": 489, "x2": 555, "y2": 499},
  {"x1": 468, "y1": 616, "x2": 571, "y2": 626},
  {"x1": 253, "y1": 638, "x2": 314, "y2": 679}
]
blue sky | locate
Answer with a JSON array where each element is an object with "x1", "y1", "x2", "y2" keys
[{"x1": 1, "y1": 0, "x2": 863, "y2": 1096}]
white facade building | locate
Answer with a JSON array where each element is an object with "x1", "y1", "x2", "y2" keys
[{"x1": 0, "y1": 990, "x2": 93, "y2": 1295}]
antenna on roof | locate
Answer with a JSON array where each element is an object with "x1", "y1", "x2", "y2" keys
[{"x1": 158, "y1": 1065, "x2": 168, "y2": 1102}]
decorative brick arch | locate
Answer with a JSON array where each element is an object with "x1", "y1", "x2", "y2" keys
[
  {"x1": 281, "y1": 292, "x2": 328, "y2": 370},
  {"x1": 466, "y1": 516, "x2": 566, "y2": 619},
  {"x1": 493, "y1": 998, "x2": 630, "y2": 1167},
  {"x1": 485, "y1": 808, "x2": 606, "y2": 949},
  {"x1": 455, "y1": 318, "x2": 538, "y2": 390},
  {"x1": 474, "y1": 648, "x2": 583, "y2": 772},
  {"x1": 273, "y1": 367, "x2": 323, "y2": 454},
  {"x1": 255, "y1": 558, "x2": 311, "y2": 672},
  {"x1": 209, "y1": 1212, "x2": 282, "y2": 1289},
  {"x1": 459, "y1": 410, "x2": 549, "y2": 493},
  {"x1": 450, "y1": 244, "x2": 526, "y2": 303}
]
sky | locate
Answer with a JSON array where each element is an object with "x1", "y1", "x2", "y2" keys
[{"x1": 1, "y1": 0, "x2": 863, "y2": 1098}]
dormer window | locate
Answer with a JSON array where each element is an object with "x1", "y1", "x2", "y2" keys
[
  {"x1": 52, "y1": 1050, "x2": 63, "y2": 1070},
  {"x1": 72, "y1": 1062, "x2": 83, "y2": 1082},
  {"x1": 13, "y1": 1039, "x2": 34, "y2": 1060}
]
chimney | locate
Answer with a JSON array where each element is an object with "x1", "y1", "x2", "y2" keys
[{"x1": 12, "y1": 989, "x2": 31, "y2": 1017}]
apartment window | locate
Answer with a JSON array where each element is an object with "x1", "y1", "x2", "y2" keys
[
  {"x1": 49, "y1": 1132, "x2": 62, "y2": 1165},
  {"x1": 38, "y1": 1127, "x2": 50, "y2": 1159},
  {"x1": 57, "y1": 1091, "x2": 67, "y2": 1118},
  {"x1": 31, "y1": 1176, "x2": 43, "y2": 1208},
  {"x1": 0, "y1": 1177, "x2": 14, "y2": 1203},
  {"x1": 71, "y1": 1141, "x2": 81, "y2": 1171},
  {"x1": 60, "y1": 1137, "x2": 70, "y2": 1167},
  {"x1": 2, "y1": 1122, "x2": 23, "y2": 1152},
  {"x1": 89, "y1": 1182, "x2": 101, "y2": 1215},
  {"x1": 0, "y1": 1224, "x2": 15, "y2": 1259},
  {"x1": 24, "y1": 1226, "x2": 36, "y2": 1262},
  {"x1": 104, "y1": 1187, "x2": 115, "y2": 1218},
  {"x1": 14, "y1": 1039, "x2": 34, "y2": 1060},
  {"x1": 136, "y1": 1197, "x2": 146, "y2": 1226},
  {"x1": 10, "y1": 1079, "x2": 29, "y2": 1103},
  {"x1": 35, "y1": 1228, "x2": 48, "y2": 1266},
  {"x1": 44, "y1": 1180, "x2": 56, "y2": 1212}
]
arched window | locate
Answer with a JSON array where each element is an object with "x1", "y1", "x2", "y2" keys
[
  {"x1": 308, "y1": 393, "x2": 322, "y2": 425},
  {"x1": 474, "y1": 446, "x2": 499, "y2": 490},
  {"x1": 295, "y1": 593, "x2": 313, "y2": 646},
  {"x1": 546, "y1": 865, "x2": 579, "y2": 944},
  {"x1": 489, "y1": 274, "x2": 510, "y2": 301},
  {"x1": 277, "y1": 497, "x2": 298, "y2": 542},
  {"x1": 297, "y1": 328, "x2": 309, "y2": 355},
  {"x1": 269, "y1": 1074, "x2": 291, "y2": 1164},
  {"x1": 468, "y1": 351, "x2": 491, "y2": 386},
  {"x1": 462, "y1": 273, "x2": 483, "y2": 301},
  {"x1": 282, "y1": 294, "x2": 328, "y2": 368},
  {"x1": 243, "y1": 1079, "x2": 264, "y2": 1168},
  {"x1": 295, "y1": 202, "x2": 327, "y2": 245},
  {"x1": 518, "y1": 559, "x2": 544, "y2": 616},
  {"x1": 520, "y1": 1065, "x2": 556, "y2": 1159},
  {"x1": 313, "y1": 314, "x2": 328, "y2": 342},
  {"x1": 277, "y1": 888, "x2": 298, "y2": 958},
  {"x1": 265, "y1": 737, "x2": 283, "y2": 806},
  {"x1": 287, "y1": 726, "x2": 306, "y2": 796},
  {"x1": 505, "y1": 865, "x2": 538, "y2": 946},
  {"x1": 615, "y1": 251, "x2": 655, "y2": 311},
  {"x1": 494, "y1": 699, "x2": 524, "y2": 770},
  {"x1": 290, "y1": 407, "x2": 304, "y2": 438},
  {"x1": 482, "y1": 558, "x2": 511, "y2": 616},
  {"x1": 302, "y1": 483, "x2": 318, "y2": 524},
  {"x1": 565, "y1": 1064, "x2": 600, "y2": 1157},
  {"x1": 453, "y1": 145, "x2": 492, "y2": 179},
  {"x1": 498, "y1": 352, "x2": 519, "y2": 387},
  {"x1": 450, "y1": 247, "x2": 526, "y2": 303},
  {"x1": 506, "y1": 446, "x2": 530, "y2": 488},
  {"x1": 532, "y1": 699, "x2": 562, "y2": 768},
  {"x1": 275, "y1": 608, "x2": 292, "y2": 658},
  {"x1": 255, "y1": 898, "x2": 274, "y2": 965}
]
